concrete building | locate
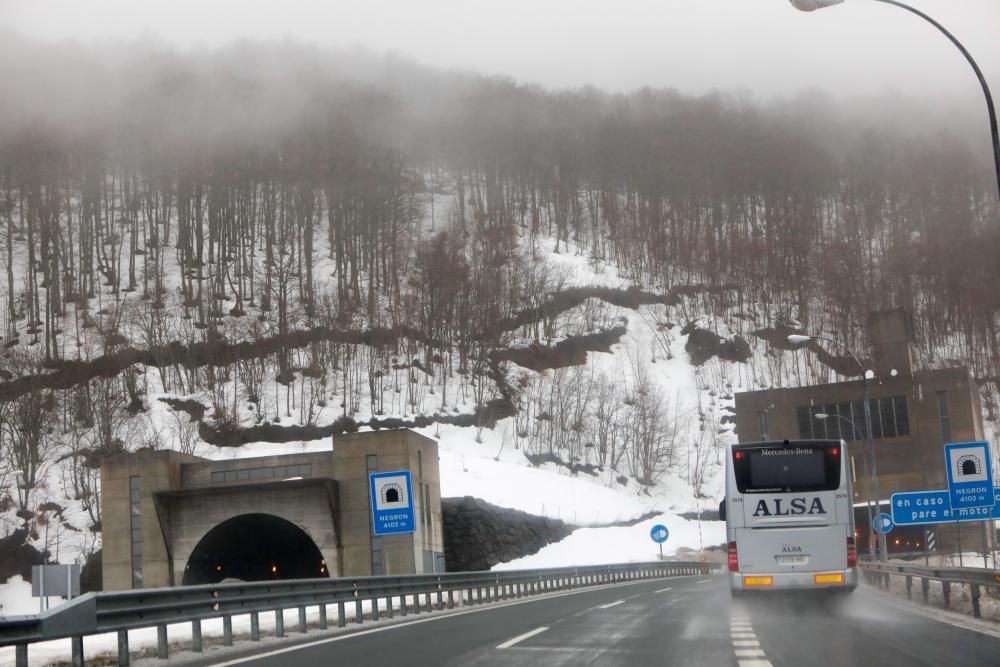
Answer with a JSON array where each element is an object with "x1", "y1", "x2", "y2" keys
[
  {"x1": 101, "y1": 430, "x2": 444, "y2": 591},
  {"x1": 735, "y1": 309, "x2": 990, "y2": 555}
]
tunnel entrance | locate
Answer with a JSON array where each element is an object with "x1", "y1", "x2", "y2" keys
[{"x1": 182, "y1": 513, "x2": 329, "y2": 585}]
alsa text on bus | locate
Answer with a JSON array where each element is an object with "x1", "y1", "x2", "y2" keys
[{"x1": 752, "y1": 497, "x2": 827, "y2": 517}]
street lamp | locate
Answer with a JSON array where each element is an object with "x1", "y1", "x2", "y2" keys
[
  {"x1": 788, "y1": 333, "x2": 888, "y2": 562},
  {"x1": 814, "y1": 411, "x2": 876, "y2": 556},
  {"x1": 789, "y1": 0, "x2": 1000, "y2": 203}
]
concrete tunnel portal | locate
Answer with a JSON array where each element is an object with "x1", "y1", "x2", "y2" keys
[{"x1": 182, "y1": 513, "x2": 330, "y2": 585}]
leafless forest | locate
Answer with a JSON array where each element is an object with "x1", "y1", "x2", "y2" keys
[{"x1": 0, "y1": 38, "x2": 998, "y2": 530}]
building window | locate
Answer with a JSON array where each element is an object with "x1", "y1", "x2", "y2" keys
[
  {"x1": 796, "y1": 396, "x2": 909, "y2": 441},
  {"x1": 129, "y1": 476, "x2": 142, "y2": 588},
  {"x1": 423, "y1": 483, "x2": 432, "y2": 530},
  {"x1": 937, "y1": 391, "x2": 951, "y2": 442},
  {"x1": 756, "y1": 411, "x2": 769, "y2": 440},
  {"x1": 892, "y1": 396, "x2": 910, "y2": 437},
  {"x1": 210, "y1": 463, "x2": 313, "y2": 484}
]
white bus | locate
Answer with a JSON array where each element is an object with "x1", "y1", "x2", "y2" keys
[{"x1": 720, "y1": 439, "x2": 857, "y2": 594}]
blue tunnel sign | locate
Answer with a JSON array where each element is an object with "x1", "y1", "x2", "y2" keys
[
  {"x1": 369, "y1": 470, "x2": 416, "y2": 536},
  {"x1": 944, "y1": 442, "x2": 994, "y2": 510}
]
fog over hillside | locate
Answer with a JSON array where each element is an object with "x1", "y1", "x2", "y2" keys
[{"x1": 0, "y1": 34, "x2": 996, "y2": 623}]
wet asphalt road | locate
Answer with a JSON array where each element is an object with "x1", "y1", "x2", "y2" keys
[{"x1": 193, "y1": 573, "x2": 1000, "y2": 667}]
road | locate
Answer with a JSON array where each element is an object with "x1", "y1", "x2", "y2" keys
[{"x1": 195, "y1": 575, "x2": 1000, "y2": 667}]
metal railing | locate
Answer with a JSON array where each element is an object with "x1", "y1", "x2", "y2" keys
[
  {"x1": 0, "y1": 560, "x2": 718, "y2": 666},
  {"x1": 861, "y1": 561, "x2": 1000, "y2": 618}
]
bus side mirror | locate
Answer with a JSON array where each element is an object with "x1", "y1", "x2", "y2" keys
[{"x1": 718, "y1": 499, "x2": 726, "y2": 521}]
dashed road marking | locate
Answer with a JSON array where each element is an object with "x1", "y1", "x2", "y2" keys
[
  {"x1": 654, "y1": 587, "x2": 672, "y2": 593},
  {"x1": 696, "y1": 579, "x2": 712, "y2": 584},
  {"x1": 597, "y1": 600, "x2": 625, "y2": 609},
  {"x1": 736, "y1": 649, "x2": 767, "y2": 657},
  {"x1": 730, "y1": 612, "x2": 773, "y2": 667},
  {"x1": 496, "y1": 626, "x2": 549, "y2": 649}
]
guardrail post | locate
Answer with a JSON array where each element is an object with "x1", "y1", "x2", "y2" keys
[
  {"x1": 117, "y1": 630, "x2": 129, "y2": 667},
  {"x1": 905, "y1": 576, "x2": 912, "y2": 599},
  {"x1": 15, "y1": 644, "x2": 27, "y2": 667},
  {"x1": 337, "y1": 601, "x2": 346, "y2": 627},
  {"x1": 355, "y1": 597, "x2": 364, "y2": 623},
  {"x1": 223, "y1": 615, "x2": 233, "y2": 645},
  {"x1": 387, "y1": 594, "x2": 394, "y2": 618},
  {"x1": 448, "y1": 589, "x2": 455, "y2": 608},
  {"x1": 157, "y1": 625, "x2": 168, "y2": 660},
  {"x1": 942, "y1": 582, "x2": 951, "y2": 609},
  {"x1": 425, "y1": 592, "x2": 433, "y2": 612},
  {"x1": 71, "y1": 636, "x2": 84, "y2": 667},
  {"x1": 191, "y1": 619, "x2": 203, "y2": 653},
  {"x1": 971, "y1": 584, "x2": 981, "y2": 618},
  {"x1": 372, "y1": 596, "x2": 380, "y2": 621},
  {"x1": 299, "y1": 606, "x2": 308, "y2": 632},
  {"x1": 275, "y1": 609, "x2": 285, "y2": 637},
  {"x1": 401, "y1": 594, "x2": 408, "y2": 615},
  {"x1": 437, "y1": 588, "x2": 444, "y2": 609},
  {"x1": 921, "y1": 578, "x2": 929, "y2": 604},
  {"x1": 250, "y1": 612, "x2": 260, "y2": 641},
  {"x1": 319, "y1": 604, "x2": 328, "y2": 629}
]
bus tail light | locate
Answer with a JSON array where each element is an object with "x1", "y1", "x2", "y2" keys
[
  {"x1": 847, "y1": 536, "x2": 857, "y2": 568},
  {"x1": 728, "y1": 541, "x2": 739, "y2": 572}
]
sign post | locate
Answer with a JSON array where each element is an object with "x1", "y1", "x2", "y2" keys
[
  {"x1": 887, "y1": 442, "x2": 996, "y2": 562},
  {"x1": 650, "y1": 524, "x2": 669, "y2": 560}
]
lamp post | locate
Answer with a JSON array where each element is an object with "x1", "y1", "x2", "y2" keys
[
  {"x1": 814, "y1": 411, "x2": 875, "y2": 557},
  {"x1": 788, "y1": 333, "x2": 888, "y2": 562},
  {"x1": 789, "y1": 0, "x2": 1000, "y2": 204}
]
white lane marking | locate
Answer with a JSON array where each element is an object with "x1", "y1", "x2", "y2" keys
[
  {"x1": 496, "y1": 626, "x2": 549, "y2": 649},
  {"x1": 655, "y1": 587, "x2": 672, "y2": 593},
  {"x1": 696, "y1": 579, "x2": 711, "y2": 584},
  {"x1": 597, "y1": 600, "x2": 625, "y2": 609},
  {"x1": 730, "y1": 613, "x2": 772, "y2": 667},
  {"x1": 204, "y1": 576, "x2": 676, "y2": 666},
  {"x1": 736, "y1": 649, "x2": 767, "y2": 657}
]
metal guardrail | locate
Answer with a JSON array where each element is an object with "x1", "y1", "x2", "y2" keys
[
  {"x1": 861, "y1": 561, "x2": 1000, "y2": 618},
  {"x1": 0, "y1": 560, "x2": 718, "y2": 666}
]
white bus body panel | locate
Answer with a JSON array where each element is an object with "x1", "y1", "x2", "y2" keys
[{"x1": 725, "y1": 440, "x2": 857, "y2": 592}]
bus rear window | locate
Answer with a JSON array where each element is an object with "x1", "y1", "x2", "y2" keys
[{"x1": 733, "y1": 442, "x2": 841, "y2": 493}]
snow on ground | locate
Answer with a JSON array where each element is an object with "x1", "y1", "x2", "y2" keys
[
  {"x1": 0, "y1": 596, "x2": 410, "y2": 666},
  {"x1": 494, "y1": 514, "x2": 725, "y2": 570},
  {"x1": 0, "y1": 576, "x2": 39, "y2": 616}
]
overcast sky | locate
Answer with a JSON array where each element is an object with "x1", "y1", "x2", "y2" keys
[{"x1": 2, "y1": 0, "x2": 998, "y2": 104}]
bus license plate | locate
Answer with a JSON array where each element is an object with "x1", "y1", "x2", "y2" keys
[{"x1": 776, "y1": 555, "x2": 808, "y2": 566}]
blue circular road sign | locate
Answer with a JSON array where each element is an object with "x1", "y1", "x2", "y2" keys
[
  {"x1": 650, "y1": 524, "x2": 669, "y2": 543},
  {"x1": 873, "y1": 513, "x2": 894, "y2": 534}
]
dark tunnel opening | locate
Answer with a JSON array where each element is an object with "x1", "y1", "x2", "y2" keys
[{"x1": 183, "y1": 513, "x2": 329, "y2": 585}]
